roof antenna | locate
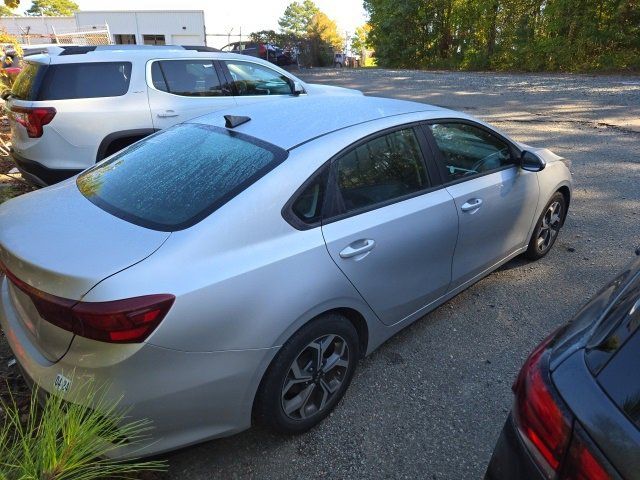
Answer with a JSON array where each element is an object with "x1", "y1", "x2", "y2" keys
[{"x1": 224, "y1": 115, "x2": 251, "y2": 129}]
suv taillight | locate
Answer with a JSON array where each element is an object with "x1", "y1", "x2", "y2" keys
[
  {"x1": 10, "y1": 106, "x2": 56, "y2": 138},
  {"x1": 513, "y1": 333, "x2": 616, "y2": 480},
  {"x1": 512, "y1": 332, "x2": 573, "y2": 476},
  {"x1": 560, "y1": 424, "x2": 615, "y2": 480},
  {"x1": 1, "y1": 262, "x2": 174, "y2": 344}
]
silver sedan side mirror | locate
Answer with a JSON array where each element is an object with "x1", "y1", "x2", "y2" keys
[
  {"x1": 520, "y1": 150, "x2": 546, "y2": 172},
  {"x1": 292, "y1": 81, "x2": 305, "y2": 96}
]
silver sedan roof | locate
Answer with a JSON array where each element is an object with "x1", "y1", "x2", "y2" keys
[{"x1": 188, "y1": 95, "x2": 452, "y2": 150}]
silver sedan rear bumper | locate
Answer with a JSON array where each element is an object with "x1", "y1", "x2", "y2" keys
[{"x1": 0, "y1": 275, "x2": 276, "y2": 458}]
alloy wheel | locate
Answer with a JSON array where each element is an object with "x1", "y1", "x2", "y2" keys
[
  {"x1": 537, "y1": 201, "x2": 563, "y2": 252},
  {"x1": 280, "y1": 334, "x2": 350, "y2": 420}
]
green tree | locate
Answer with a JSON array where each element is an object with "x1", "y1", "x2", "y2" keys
[
  {"x1": 307, "y1": 11, "x2": 343, "y2": 66},
  {"x1": 351, "y1": 23, "x2": 371, "y2": 54},
  {"x1": 278, "y1": 0, "x2": 319, "y2": 37},
  {"x1": 308, "y1": 12, "x2": 342, "y2": 49},
  {"x1": 0, "y1": 5, "x2": 15, "y2": 15},
  {"x1": 26, "y1": 0, "x2": 78, "y2": 16},
  {"x1": 364, "y1": 0, "x2": 640, "y2": 71}
]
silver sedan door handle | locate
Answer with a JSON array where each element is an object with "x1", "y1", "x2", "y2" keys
[
  {"x1": 339, "y1": 239, "x2": 376, "y2": 259},
  {"x1": 460, "y1": 198, "x2": 483, "y2": 213},
  {"x1": 157, "y1": 110, "x2": 179, "y2": 118}
]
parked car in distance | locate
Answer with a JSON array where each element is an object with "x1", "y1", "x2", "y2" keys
[
  {"x1": 1, "y1": 45, "x2": 23, "y2": 79},
  {"x1": 5, "y1": 44, "x2": 359, "y2": 187},
  {"x1": 221, "y1": 41, "x2": 295, "y2": 66},
  {"x1": 486, "y1": 250, "x2": 640, "y2": 480},
  {"x1": 0, "y1": 95, "x2": 571, "y2": 458}
]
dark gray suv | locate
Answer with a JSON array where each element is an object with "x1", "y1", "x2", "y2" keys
[{"x1": 486, "y1": 249, "x2": 640, "y2": 480}]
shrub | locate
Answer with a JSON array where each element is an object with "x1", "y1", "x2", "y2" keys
[{"x1": 0, "y1": 380, "x2": 166, "y2": 479}]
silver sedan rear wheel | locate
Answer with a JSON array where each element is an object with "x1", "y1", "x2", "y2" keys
[
  {"x1": 281, "y1": 334, "x2": 350, "y2": 420},
  {"x1": 254, "y1": 314, "x2": 359, "y2": 434}
]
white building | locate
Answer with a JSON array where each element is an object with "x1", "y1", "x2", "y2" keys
[
  {"x1": 76, "y1": 11, "x2": 205, "y2": 46},
  {"x1": 0, "y1": 10, "x2": 206, "y2": 46}
]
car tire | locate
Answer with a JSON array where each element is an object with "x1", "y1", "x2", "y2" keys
[
  {"x1": 525, "y1": 191, "x2": 566, "y2": 260},
  {"x1": 254, "y1": 313, "x2": 359, "y2": 434}
]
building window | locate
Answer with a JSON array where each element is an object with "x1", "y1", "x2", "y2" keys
[
  {"x1": 143, "y1": 35, "x2": 166, "y2": 46},
  {"x1": 114, "y1": 34, "x2": 136, "y2": 45}
]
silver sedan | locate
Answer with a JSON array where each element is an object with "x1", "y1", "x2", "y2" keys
[{"x1": 0, "y1": 95, "x2": 572, "y2": 457}]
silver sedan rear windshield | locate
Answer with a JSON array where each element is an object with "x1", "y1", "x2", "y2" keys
[{"x1": 77, "y1": 124, "x2": 288, "y2": 231}]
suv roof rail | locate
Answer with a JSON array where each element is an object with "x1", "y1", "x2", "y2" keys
[
  {"x1": 59, "y1": 46, "x2": 97, "y2": 55},
  {"x1": 181, "y1": 45, "x2": 220, "y2": 52},
  {"x1": 57, "y1": 44, "x2": 219, "y2": 56}
]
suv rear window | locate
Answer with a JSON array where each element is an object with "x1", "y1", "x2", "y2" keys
[
  {"x1": 77, "y1": 123, "x2": 288, "y2": 231},
  {"x1": 586, "y1": 277, "x2": 640, "y2": 373},
  {"x1": 11, "y1": 62, "x2": 47, "y2": 100},
  {"x1": 37, "y1": 62, "x2": 132, "y2": 100},
  {"x1": 597, "y1": 330, "x2": 640, "y2": 430}
]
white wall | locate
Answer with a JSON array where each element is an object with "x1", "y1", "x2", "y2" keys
[
  {"x1": 75, "y1": 10, "x2": 206, "y2": 46},
  {"x1": 0, "y1": 16, "x2": 76, "y2": 43}
]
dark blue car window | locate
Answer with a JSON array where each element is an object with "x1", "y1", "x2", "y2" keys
[{"x1": 78, "y1": 123, "x2": 287, "y2": 231}]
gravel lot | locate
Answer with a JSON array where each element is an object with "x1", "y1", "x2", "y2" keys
[{"x1": 3, "y1": 69, "x2": 640, "y2": 479}]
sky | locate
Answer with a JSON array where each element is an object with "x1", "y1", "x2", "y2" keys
[{"x1": 18, "y1": 0, "x2": 368, "y2": 47}]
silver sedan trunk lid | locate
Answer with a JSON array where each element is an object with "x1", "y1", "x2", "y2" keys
[{"x1": 0, "y1": 180, "x2": 170, "y2": 362}]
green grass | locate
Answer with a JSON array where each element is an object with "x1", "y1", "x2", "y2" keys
[
  {"x1": 0, "y1": 184, "x2": 22, "y2": 204},
  {"x1": 0, "y1": 380, "x2": 167, "y2": 480}
]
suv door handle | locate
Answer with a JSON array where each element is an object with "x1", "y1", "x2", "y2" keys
[
  {"x1": 339, "y1": 239, "x2": 376, "y2": 259},
  {"x1": 157, "y1": 111, "x2": 179, "y2": 118},
  {"x1": 460, "y1": 198, "x2": 483, "y2": 212}
]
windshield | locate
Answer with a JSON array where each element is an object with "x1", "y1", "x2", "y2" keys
[{"x1": 77, "y1": 124, "x2": 288, "y2": 231}]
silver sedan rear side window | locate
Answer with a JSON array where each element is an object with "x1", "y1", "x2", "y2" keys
[
  {"x1": 334, "y1": 128, "x2": 429, "y2": 213},
  {"x1": 77, "y1": 124, "x2": 288, "y2": 231}
]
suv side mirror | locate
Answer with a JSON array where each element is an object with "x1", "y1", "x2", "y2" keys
[
  {"x1": 292, "y1": 81, "x2": 304, "y2": 96},
  {"x1": 520, "y1": 150, "x2": 546, "y2": 172}
]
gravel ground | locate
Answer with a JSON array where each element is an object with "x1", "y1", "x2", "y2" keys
[{"x1": 1, "y1": 69, "x2": 639, "y2": 479}]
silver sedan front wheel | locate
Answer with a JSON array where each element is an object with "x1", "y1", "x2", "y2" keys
[
  {"x1": 526, "y1": 191, "x2": 567, "y2": 260},
  {"x1": 536, "y1": 200, "x2": 563, "y2": 253}
]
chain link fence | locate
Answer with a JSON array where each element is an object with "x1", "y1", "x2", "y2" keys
[{"x1": 52, "y1": 25, "x2": 112, "y2": 46}]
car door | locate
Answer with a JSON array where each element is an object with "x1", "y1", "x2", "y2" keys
[
  {"x1": 146, "y1": 58, "x2": 237, "y2": 130},
  {"x1": 219, "y1": 59, "x2": 296, "y2": 106},
  {"x1": 320, "y1": 126, "x2": 459, "y2": 326},
  {"x1": 425, "y1": 121, "x2": 539, "y2": 287}
]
